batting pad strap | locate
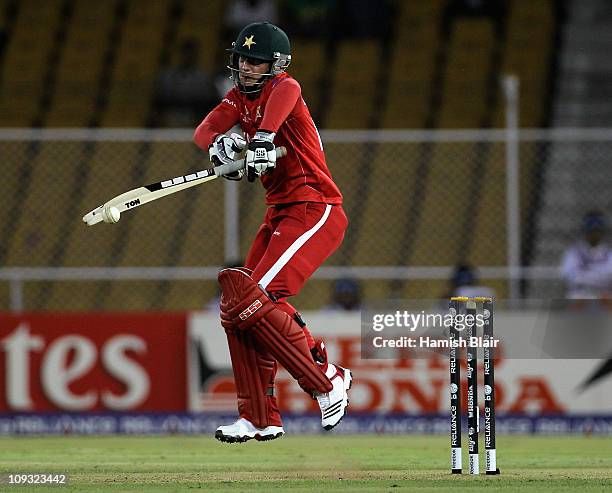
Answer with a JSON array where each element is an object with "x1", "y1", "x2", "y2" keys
[{"x1": 219, "y1": 268, "x2": 332, "y2": 395}]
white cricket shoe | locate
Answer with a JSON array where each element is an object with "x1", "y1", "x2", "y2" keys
[
  {"x1": 215, "y1": 418, "x2": 284, "y2": 443},
  {"x1": 315, "y1": 363, "x2": 353, "y2": 430}
]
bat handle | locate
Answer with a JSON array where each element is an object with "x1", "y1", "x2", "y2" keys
[{"x1": 214, "y1": 146, "x2": 287, "y2": 178}]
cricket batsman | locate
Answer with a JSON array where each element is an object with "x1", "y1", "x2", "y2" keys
[{"x1": 194, "y1": 22, "x2": 352, "y2": 443}]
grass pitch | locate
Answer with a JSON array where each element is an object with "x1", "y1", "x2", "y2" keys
[{"x1": 0, "y1": 434, "x2": 611, "y2": 492}]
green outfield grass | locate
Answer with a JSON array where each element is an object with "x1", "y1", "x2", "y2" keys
[{"x1": 0, "y1": 435, "x2": 611, "y2": 492}]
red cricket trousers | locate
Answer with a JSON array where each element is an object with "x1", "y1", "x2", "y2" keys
[{"x1": 245, "y1": 202, "x2": 348, "y2": 306}]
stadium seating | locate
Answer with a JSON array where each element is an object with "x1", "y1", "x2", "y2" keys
[
  {"x1": 493, "y1": 0, "x2": 554, "y2": 127},
  {"x1": 288, "y1": 40, "x2": 325, "y2": 121},
  {"x1": 4, "y1": 142, "x2": 81, "y2": 267},
  {"x1": 0, "y1": 0, "x2": 63, "y2": 126},
  {"x1": 489, "y1": 0, "x2": 554, "y2": 300},
  {"x1": 101, "y1": 0, "x2": 170, "y2": 127},
  {"x1": 291, "y1": 279, "x2": 334, "y2": 310},
  {"x1": 467, "y1": 143, "x2": 508, "y2": 267},
  {"x1": 45, "y1": 142, "x2": 142, "y2": 310},
  {"x1": 351, "y1": 144, "x2": 421, "y2": 267},
  {"x1": 0, "y1": 140, "x2": 27, "y2": 251},
  {"x1": 172, "y1": 0, "x2": 224, "y2": 72},
  {"x1": 2, "y1": 141, "x2": 85, "y2": 309},
  {"x1": 324, "y1": 40, "x2": 381, "y2": 129},
  {"x1": 381, "y1": 1, "x2": 444, "y2": 128},
  {"x1": 163, "y1": 145, "x2": 225, "y2": 311},
  {"x1": 238, "y1": 178, "x2": 267, "y2": 258},
  {"x1": 45, "y1": 1, "x2": 116, "y2": 127},
  {"x1": 409, "y1": 143, "x2": 477, "y2": 267},
  {"x1": 165, "y1": 280, "x2": 219, "y2": 311},
  {"x1": 100, "y1": 142, "x2": 198, "y2": 309},
  {"x1": 438, "y1": 18, "x2": 494, "y2": 128},
  {"x1": 322, "y1": 142, "x2": 363, "y2": 265}
]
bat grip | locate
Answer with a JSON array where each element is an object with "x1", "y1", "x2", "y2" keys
[
  {"x1": 214, "y1": 146, "x2": 287, "y2": 178},
  {"x1": 213, "y1": 160, "x2": 243, "y2": 177}
]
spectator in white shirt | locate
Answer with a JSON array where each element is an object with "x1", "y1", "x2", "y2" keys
[{"x1": 561, "y1": 211, "x2": 612, "y2": 300}]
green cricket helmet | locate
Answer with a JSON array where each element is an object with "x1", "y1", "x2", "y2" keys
[{"x1": 228, "y1": 22, "x2": 292, "y2": 94}]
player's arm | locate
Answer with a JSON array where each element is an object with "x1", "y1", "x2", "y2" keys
[
  {"x1": 260, "y1": 78, "x2": 301, "y2": 132},
  {"x1": 245, "y1": 79, "x2": 301, "y2": 181},
  {"x1": 193, "y1": 97, "x2": 240, "y2": 149},
  {"x1": 194, "y1": 96, "x2": 246, "y2": 180}
]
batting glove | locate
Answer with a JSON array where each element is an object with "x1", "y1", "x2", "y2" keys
[
  {"x1": 209, "y1": 133, "x2": 247, "y2": 180},
  {"x1": 246, "y1": 131, "x2": 276, "y2": 182}
]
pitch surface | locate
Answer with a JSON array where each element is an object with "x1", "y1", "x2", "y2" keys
[{"x1": 1, "y1": 435, "x2": 611, "y2": 492}]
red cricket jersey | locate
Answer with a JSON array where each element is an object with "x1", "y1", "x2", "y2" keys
[{"x1": 194, "y1": 73, "x2": 342, "y2": 205}]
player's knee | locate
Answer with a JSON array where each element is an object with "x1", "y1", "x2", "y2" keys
[{"x1": 218, "y1": 267, "x2": 274, "y2": 330}]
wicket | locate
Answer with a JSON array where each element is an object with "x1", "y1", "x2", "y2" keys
[{"x1": 449, "y1": 296, "x2": 500, "y2": 476}]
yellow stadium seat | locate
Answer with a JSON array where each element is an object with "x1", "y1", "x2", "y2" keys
[
  {"x1": 239, "y1": 184, "x2": 268, "y2": 258},
  {"x1": 174, "y1": 0, "x2": 225, "y2": 70},
  {"x1": 101, "y1": 0, "x2": 169, "y2": 127},
  {"x1": 165, "y1": 280, "x2": 219, "y2": 311},
  {"x1": 351, "y1": 144, "x2": 421, "y2": 266},
  {"x1": 468, "y1": 143, "x2": 507, "y2": 266},
  {"x1": 408, "y1": 143, "x2": 478, "y2": 266},
  {"x1": 324, "y1": 41, "x2": 381, "y2": 128},
  {"x1": 289, "y1": 40, "x2": 325, "y2": 113},
  {"x1": 323, "y1": 142, "x2": 364, "y2": 265},
  {"x1": 4, "y1": 142, "x2": 83, "y2": 266}
]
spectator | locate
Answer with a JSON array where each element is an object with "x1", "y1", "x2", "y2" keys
[
  {"x1": 155, "y1": 39, "x2": 217, "y2": 127},
  {"x1": 325, "y1": 278, "x2": 362, "y2": 311},
  {"x1": 447, "y1": 264, "x2": 495, "y2": 299},
  {"x1": 561, "y1": 211, "x2": 612, "y2": 300}
]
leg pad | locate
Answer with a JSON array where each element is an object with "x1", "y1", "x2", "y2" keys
[
  {"x1": 219, "y1": 268, "x2": 332, "y2": 395},
  {"x1": 225, "y1": 327, "x2": 280, "y2": 428}
]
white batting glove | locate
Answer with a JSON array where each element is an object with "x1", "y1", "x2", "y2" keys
[
  {"x1": 246, "y1": 131, "x2": 276, "y2": 182},
  {"x1": 209, "y1": 133, "x2": 247, "y2": 180}
]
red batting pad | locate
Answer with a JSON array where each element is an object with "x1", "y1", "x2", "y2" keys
[
  {"x1": 218, "y1": 268, "x2": 332, "y2": 394},
  {"x1": 224, "y1": 327, "x2": 281, "y2": 428}
]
